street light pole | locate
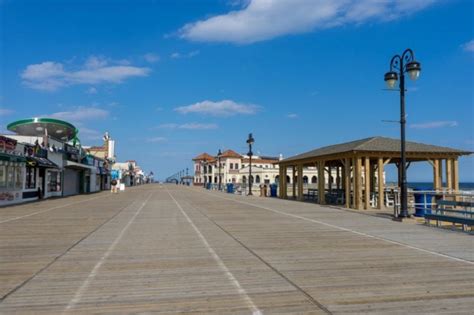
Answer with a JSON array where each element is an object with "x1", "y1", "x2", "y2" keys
[
  {"x1": 217, "y1": 149, "x2": 222, "y2": 191},
  {"x1": 246, "y1": 133, "x2": 254, "y2": 196},
  {"x1": 384, "y1": 48, "x2": 421, "y2": 218}
]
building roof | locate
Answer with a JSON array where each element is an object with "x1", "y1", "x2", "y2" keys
[
  {"x1": 88, "y1": 146, "x2": 107, "y2": 151},
  {"x1": 243, "y1": 157, "x2": 279, "y2": 164},
  {"x1": 192, "y1": 152, "x2": 214, "y2": 161},
  {"x1": 281, "y1": 136, "x2": 472, "y2": 163},
  {"x1": 220, "y1": 149, "x2": 242, "y2": 158}
]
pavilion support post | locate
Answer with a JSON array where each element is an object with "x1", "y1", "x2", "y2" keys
[
  {"x1": 279, "y1": 165, "x2": 285, "y2": 198},
  {"x1": 292, "y1": 166, "x2": 296, "y2": 199},
  {"x1": 438, "y1": 160, "x2": 444, "y2": 189},
  {"x1": 336, "y1": 167, "x2": 341, "y2": 190},
  {"x1": 446, "y1": 158, "x2": 453, "y2": 191},
  {"x1": 355, "y1": 157, "x2": 363, "y2": 210},
  {"x1": 432, "y1": 159, "x2": 440, "y2": 191},
  {"x1": 297, "y1": 164, "x2": 304, "y2": 201},
  {"x1": 318, "y1": 161, "x2": 326, "y2": 205},
  {"x1": 344, "y1": 158, "x2": 351, "y2": 208},
  {"x1": 364, "y1": 157, "x2": 371, "y2": 210},
  {"x1": 351, "y1": 158, "x2": 356, "y2": 209},
  {"x1": 377, "y1": 157, "x2": 384, "y2": 210},
  {"x1": 453, "y1": 158, "x2": 459, "y2": 192}
]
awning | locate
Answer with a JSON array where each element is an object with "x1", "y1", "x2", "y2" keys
[
  {"x1": 26, "y1": 156, "x2": 58, "y2": 168},
  {"x1": 65, "y1": 160, "x2": 96, "y2": 171},
  {"x1": 0, "y1": 152, "x2": 26, "y2": 163}
]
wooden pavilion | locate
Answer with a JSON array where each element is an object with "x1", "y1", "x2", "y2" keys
[{"x1": 277, "y1": 137, "x2": 471, "y2": 210}]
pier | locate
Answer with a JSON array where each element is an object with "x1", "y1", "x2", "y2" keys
[{"x1": 1, "y1": 185, "x2": 473, "y2": 314}]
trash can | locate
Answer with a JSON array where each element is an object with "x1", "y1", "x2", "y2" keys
[
  {"x1": 413, "y1": 188, "x2": 431, "y2": 217},
  {"x1": 270, "y1": 184, "x2": 278, "y2": 197},
  {"x1": 226, "y1": 183, "x2": 234, "y2": 193}
]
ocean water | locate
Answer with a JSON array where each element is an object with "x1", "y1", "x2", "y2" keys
[{"x1": 407, "y1": 182, "x2": 474, "y2": 191}]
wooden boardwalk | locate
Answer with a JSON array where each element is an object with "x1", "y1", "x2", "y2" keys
[{"x1": 0, "y1": 184, "x2": 473, "y2": 314}]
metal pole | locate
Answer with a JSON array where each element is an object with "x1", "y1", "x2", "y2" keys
[
  {"x1": 399, "y1": 68, "x2": 408, "y2": 218},
  {"x1": 249, "y1": 145, "x2": 253, "y2": 196},
  {"x1": 218, "y1": 157, "x2": 221, "y2": 191}
]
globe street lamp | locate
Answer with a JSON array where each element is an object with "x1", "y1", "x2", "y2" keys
[
  {"x1": 384, "y1": 48, "x2": 421, "y2": 218},
  {"x1": 246, "y1": 133, "x2": 254, "y2": 196},
  {"x1": 217, "y1": 149, "x2": 222, "y2": 191}
]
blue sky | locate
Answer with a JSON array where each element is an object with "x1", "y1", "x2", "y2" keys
[{"x1": 1, "y1": 0, "x2": 473, "y2": 182}]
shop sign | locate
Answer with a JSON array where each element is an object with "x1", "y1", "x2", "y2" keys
[{"x1": 0, "y1": 136, "x2": 17, "y2": 151}]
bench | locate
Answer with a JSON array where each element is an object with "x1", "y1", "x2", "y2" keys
[
  {"x1": 425, "y1": 200, "x2": 474, "y2": 232},
  {"x1": 305, "y1": 189, "x2": 318, "y2": 201}
]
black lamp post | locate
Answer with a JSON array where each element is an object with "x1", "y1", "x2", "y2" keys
[
  {"x1": 384, "y1": 48, "x2": 421, "y2": 218},
  {"x1": 246, "y1": 133, "x2": 254, "y2": 195},
  {"x1": 217, "y1": 149, "x2": 222, "y2": 191}
]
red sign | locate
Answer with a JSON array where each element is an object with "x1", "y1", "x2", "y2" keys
[{"x1": 0, "y1": 136, "x2": 17, "y2": 151}]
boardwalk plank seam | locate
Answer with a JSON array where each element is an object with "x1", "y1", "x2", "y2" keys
[
  {"x1": 166, "y1": 187, "x2": 263, "y2": 315},
  {"x1": 0, "y1": 194, "x2": 112, "y2": 224},
  {"x1": 177, "y1": 191, "x2": 333, "y2": 315},
  {"x1": 65, "y1": 193, "x2": 154, "y2": 311},
  {"x1": 0, "y1": 197, "x2": 141, "y2": 303},
  {"x1": 201, "y1": 189, "x2": 474, "y2": 266}
]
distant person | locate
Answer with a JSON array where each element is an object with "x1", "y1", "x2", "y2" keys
[{"x1": 111, "y1": 179, "x2": 118, "y2": 193}]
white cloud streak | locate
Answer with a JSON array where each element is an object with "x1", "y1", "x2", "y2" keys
[
  {"x1": 461, "y1": 39, "x2": 474, "y2": 52},
  {"x1": 410, "y1": 121, "x2": 458, "y2": 129},
  {"x1": 156, "y1": 123, "x2": 218, "y2": 130},
  {"x1": 0, "y1": 108, "x2": 14, "y2": 116},
  {"x1": 287, "y1": 113, "x2": 298, "y2": 119},
  {"x1": 180, "y1": 0, "x2": 437, "y2": 44},
  {"x1": 146, "y1": 137, "x2": 167, "y2": 143},
  {"x1": 170, "y1": 50, "x2": 200, "y2": 59},
  {"x1": 175, "y1": 100, "x2": 260, "y2": 116},
  {"x1": 48, "y1": 106, "x2": 109, "y2": 122},
  {"x1": 21, "y1": 56, "x2": 150, "y2": 91},
  {"x1": 144, "y1": 53, "x2": 160, "y2": 63}
]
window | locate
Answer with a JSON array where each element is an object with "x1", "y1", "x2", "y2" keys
[
  {"x1": 7, "y1": 166, "x2": 14, "y2": 189},
  {"x1": 256, "y1": 175, "x2": 261, "y2": 183},
  {"x1": 230, "y1": 163, "x2": 233, "y2": 169},
  {"x1": 235, "y1": 163, "x2": 239, "y2": 169},
  {"x1": 0, "y1": 165, "x2": 6, "y2": 188},
  {"x1": 15, "y1": 166, "x2": 22, "y2": 189},
  {"x1": 48, "y1": 171, "x2": 61, "y2": 192},
  {"x1": 26, "y1": 167, "x2": 36, "y2": 189}
]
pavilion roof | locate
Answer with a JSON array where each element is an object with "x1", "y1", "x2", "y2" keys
[
  {"x1": 220, "y1": 149, "x2": 242, "y2": 158},
  {"x1": 281, "y1": 137, "x2": 471, "y2": 163},
  {"x1": 192, "y1": 152, "x2": 214, "y2": 161}
]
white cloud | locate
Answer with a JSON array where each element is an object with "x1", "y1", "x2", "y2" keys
[
  {"x1": 179, "y1": 0, "x2": 437, "y2": 44},
  {"x1": 156, "y1": 123, "x2": 218, "y2": 130},
  {"x1": 144, "y1": 53, "x2": 160, "y2": 63},
  {"x1": 410, "y1": 121, "x2": 458, "y2": 129},
  {"x1": 77, "y1": 127, "x2": 103, "y2": 141},
  {"x1": 0, "y1": 108, "x2": 13, "y2": 116},
  {"x1": 170, "y1": 50, "x2": 200, "y2": 59},
  {"x1": 21, "y1": 56, "x2": 150, "y2": 91},
  {"x1": 85, "y1": 87, "x2": 98, "y2": 94},
  {"x1": 48, "y1": 106, "x2": 109, "y2": 122},
  {"x1": 175, "y1": 100, "x2": 260, "y2": 116},
  {"x1": 146, "y1": 137, "x2": 167, "y2": 143},
  {"x1": 461, "y1": 39, "x2": 474, "y2": 52},
  {"x1": 287, "y1": 113, "x2": 298, "y2": 119}
]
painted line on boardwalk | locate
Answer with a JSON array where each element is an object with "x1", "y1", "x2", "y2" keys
[
  {"x1": 204, "y1": 190, "x2": 474, "y2": 266},
  {"x1": 166, "y1": 188, "x2": 262, "y2": 315},
  {"x1": 64, "y1": 193, "x2": 153, "y2": 312},
  {"x1": 0, "y1": 194, "x2": 110, "y2": 224}
]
